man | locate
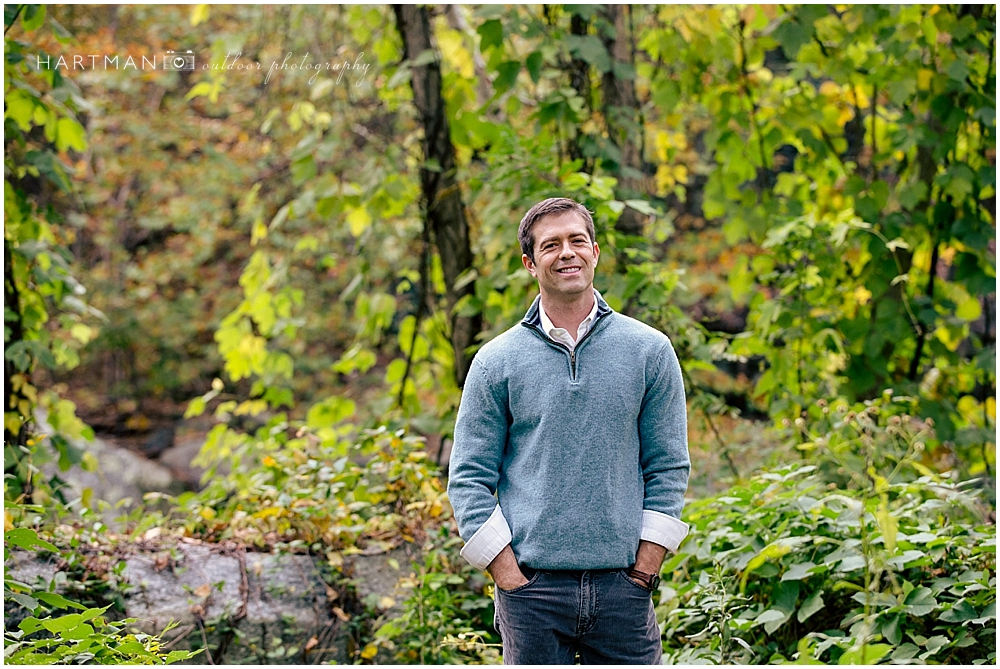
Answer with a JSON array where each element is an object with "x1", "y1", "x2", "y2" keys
[{"x1": 447, "y1": 197, "x2": 690, "y2": 664}]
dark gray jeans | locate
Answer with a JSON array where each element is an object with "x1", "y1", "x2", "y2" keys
[{"x1": 493, "y1": 567, "x2": 662, "y2": 665}]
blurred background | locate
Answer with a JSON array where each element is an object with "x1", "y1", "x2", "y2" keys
[{"x1": 4, "y1": 4, "x2": 995, "y2": 664}]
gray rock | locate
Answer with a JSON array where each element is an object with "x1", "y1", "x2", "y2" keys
[
  {"x1": 5, "y1": 542, "x2": 420, "y2": 665},
  {"x1": 36, "y1": 420, "x2": 182, "y2": 523},
  {"x1": 157, "y1": 434, "x2": 210, "y2": 489}
]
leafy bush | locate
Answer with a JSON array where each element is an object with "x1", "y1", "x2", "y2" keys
[
  {"x1": 372, "y1": 527, "x2": 500, "y2": 664},
  {"x1": 4, "y1": 528, "x2": 198, "y2": 665},
  {"x1": 660, "y1": 465, "x2": 996, "y2": 664},
  {"x1": 141, "y1": 423, "x2": 448, "y2": 553}
]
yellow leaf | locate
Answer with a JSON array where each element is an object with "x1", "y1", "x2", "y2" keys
[
  {"x1": 655, "y1": 164, "x2": 676, "y2": 196},
  {"x1": 876, "y1": 496, "x2": 897, "y2": 553},
  {"x1": 262, "y1": 456, "x2": 278, "y2": 468},
  {"x1": 4, "y1": 510, "x2": 14, "y2": 532},
  {"x1": 740, "y1": 543, "x2": 793, "y2": 591},
  {"x1": 437, "y1": 29, "x2": 474, "y2": 79},
  {"x1": 194, "y1": 583, "x2": 212, "y2": 598},
  {"x1": 253, "y1": 507, "x2": 283, "y2": 519},
  {"x1": 672, "y1": 164, "x2": 689, "y2": 184},
  {"x1": 360, "y1": 643, "x2": 378, "y2": 660},
  {"x1": 346, "y1": 206, "x2": 372, "y2": 237},
  {"x1": 378, "y1": 596, "x2": 396, "y2": 609},
  {"x1": 819, "y1": 81, "x2": 840, "y2": 98},
  {"x1": 199, "y1": 507, "x2": 216, "y2": 520},
  {"x1": 836, "y1": 106, "x2": 855, "y2": 127},
  {"x1": 250, "y1": 217, "x2": 267, "y2": 246},
  {"x1": 917, "y1": 69, "x2": 934, "y2": 91},
  {"x1": 987, "y1": 397, "x2": 996, "y2": 421},
  {"x1": 70, "y1": 323, "x2": 94, "y2": 344},
  {"x1": 190, "y1": 4, "x2": 210, "y2": 26}
]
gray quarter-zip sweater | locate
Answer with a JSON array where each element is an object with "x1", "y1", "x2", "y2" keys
[{"x1": 447, "y1": 293, "x2": 690, "y2": 570}]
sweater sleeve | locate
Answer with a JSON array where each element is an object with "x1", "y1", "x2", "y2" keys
[
  {"x1": 637, "y1": 339, "x2": 691, "y2": 550},
  {"x1": 446, "y1": 356, "x2": 512, "y2": 567}
]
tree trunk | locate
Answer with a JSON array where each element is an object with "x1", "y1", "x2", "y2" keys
[
  {"x1": 599, "y1": 5, "x2": 645, "y2": 237},
  {"x1": 392, "y1": 4, "x2": 480, "y2": 387},
  {"x1": 567, "y1": 10, "x2": 591, "y2": 166}
]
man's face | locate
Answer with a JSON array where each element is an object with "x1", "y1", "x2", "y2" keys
[{"x1": 521, "y1": 211, "x2": 600, "y2": 302}]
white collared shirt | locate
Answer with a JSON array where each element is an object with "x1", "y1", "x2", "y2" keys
[
  {"x1": 458, "y1": 289, "x2": 691, "y2": 570},
  {"x1": 537, "y1": 291, "x2": 600, "y2": 352}
]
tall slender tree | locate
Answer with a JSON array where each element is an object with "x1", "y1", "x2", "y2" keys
[
  {"x1": 599, "y1": 5, "x2": 645, "y2": 237},
  {"x1": 393, "y1": 4, "x2": 480, "y2": 386}
]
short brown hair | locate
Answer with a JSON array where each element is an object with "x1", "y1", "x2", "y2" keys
[{"x1": 517, "y1": 198, "x2": 596, "y2": 261}]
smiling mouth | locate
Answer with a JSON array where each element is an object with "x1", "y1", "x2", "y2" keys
[{"x1": 555, "y1": 266, "x2": 581, "y2": 274}]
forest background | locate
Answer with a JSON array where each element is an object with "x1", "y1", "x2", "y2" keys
[{"x1": 4, "y1": 3, "x2": 996, "y2": 665}]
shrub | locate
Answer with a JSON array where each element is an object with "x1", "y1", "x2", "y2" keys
[
  {"x1": 659, "y1": 465, "x2": 996, "y2": 664},
  {"x1": 4, "y1": 528, "x2": 198, "y2": 665},
  {"x1": 371, "y1": 526, "x2": 500, "y2": 664}
]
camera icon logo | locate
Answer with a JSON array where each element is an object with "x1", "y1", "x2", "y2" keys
[{"x1": 162, "y1": 50, "x2": 195, "y2": 71}]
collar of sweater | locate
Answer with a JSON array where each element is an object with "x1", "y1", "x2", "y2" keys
[{"x1": 521, "y1": 289, "x2": 613, "y2": 332}]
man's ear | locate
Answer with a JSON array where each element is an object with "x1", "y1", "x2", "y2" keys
[
  {"x1": 592, "y1": 242, "x2": 600, "y2": 266},
  {"x1": 521, "y1": 253, "x2": 537, "y2": 277}
]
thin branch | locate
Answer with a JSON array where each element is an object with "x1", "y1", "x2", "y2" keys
[
  {"x1": 907, "y1": 240, "x2": 938, "y2": 380},
  {"x1": 5, "y1": 4, "x2": 24, "y2": 35},
  {"x1": 396, "y1": 220, "x2": 432, "y2": 409}
]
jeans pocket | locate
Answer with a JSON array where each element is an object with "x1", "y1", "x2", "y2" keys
[
  {"x1": 496, "y1": 569, "x2": 541, "y2": 594},
  {"x1": 618, "y1": 569, "x2": 653, "y2": 594}
]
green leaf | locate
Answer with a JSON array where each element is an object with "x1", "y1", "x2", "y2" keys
[
  {"x1": 939, "y1": 598, "x2": 979, "y2": 623},
  {"x1": 4, "y1": 528, "x2": 58, "y2": 553},
  {"x1": 774, "y1": 19, "x2": 809, "y2": 58},
  {"x1": 902, "y1": 586, "x2": 938, "y2": 616},
  {"x1": 4, "y1": 90, "x2": 37, "y2": 131},
  {"x1": 654, "y1": 79, "x2": 680, "y2": 114},
  {"x1": 493, "y1": 61, "x2": 521, "y2": 94},
  {"x1": 839, "y1": 644, "x2": 892, "y2": 665},
  {"x1": 18, "y1": 616, "x2": 45, "y2": 633},
  {"x1": 623, "y1": 199, "x2": 657, "y2": 216},
  {"x1": 881, "y1": 614, "x2": 902, "y2": 645},
  {"x1": 569, "y1": 35, "x2": 611, "y2": 73},
  {"x1": 7, "y1": 592, "x2": 38, "y2": 609},
  {"x1": 798, "y1": 589, "x2": 824, "y2": 622},
  {"x1": 946, "y1": 58, "x2": 970, "y2": 82},
  {"x1": 728, "y1": 254, "x2": 754, "y2": 305},
  {"x1": 477, "y1": 19, "x2": 503, "y2": 50},
  {"x1": 306, "y1": 396, "x2": 356, "y2": 429},
  {"x1": 42, "y1": 612, "x2": 85, "y2": 633},
  {"x1": 34, "y1": 591, "x2": 86, "y2": 610},
  {"x1": 525, "y1": 51, "x2": 543, "y2": 83},
  {"x1": 55, "y1": 118, "x2": 87, "y2": 153},
  {"x1": 22, "y1": 4, "x2": 45, "y2": 32}
]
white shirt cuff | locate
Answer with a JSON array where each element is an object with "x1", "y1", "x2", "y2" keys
[
  {"x1": 640, "y1": 509, "x2": 689, "y2": 552},
  {"x1": 459, "y1": 505, "x2": 512, "y2": 570}
]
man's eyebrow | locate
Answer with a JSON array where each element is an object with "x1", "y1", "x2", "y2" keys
[{"x1": 538, "y1": 232, "x2": 588, "y2": 245}]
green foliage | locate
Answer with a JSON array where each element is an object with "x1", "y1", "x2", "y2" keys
[
  {"x1": 660, "y1": 464, "x2": 995, "y2": 664},
  {"x1": 144, "y1": 424, "x2": 448, "y2": 553},
  {"x1": 643, "y1": 4, "x2": 995, "y2": 452},
  {"x1": 4, "y1": 528, "x2": 198, "y2": 665},
  {"x1": 2, "y1": 5, "x2": 995, "y2": 665},
  {"x1": 4, "y1": 3, "x2": 102, "y2": 502},
  {"x1": 372, "y1": 530, "x2": 500, "y2": 664}
]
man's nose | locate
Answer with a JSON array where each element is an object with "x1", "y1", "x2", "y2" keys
[{"x1": 559, "y1": 241, "x2": 575, "y2": 258}]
